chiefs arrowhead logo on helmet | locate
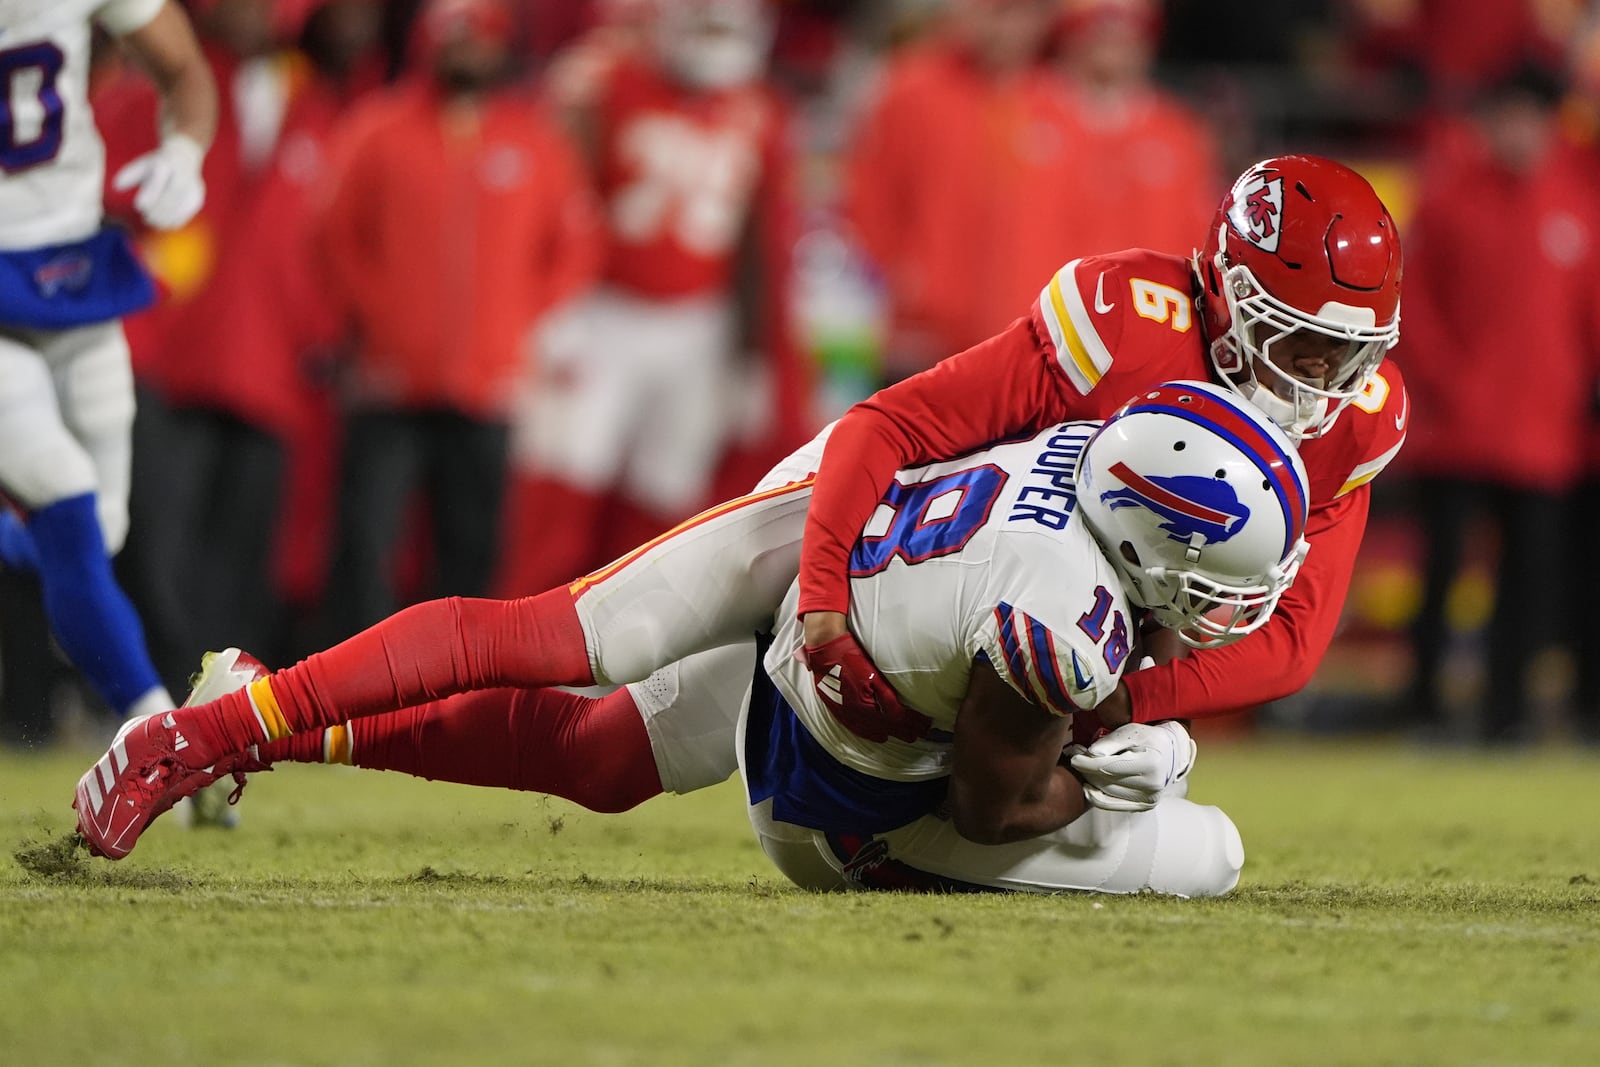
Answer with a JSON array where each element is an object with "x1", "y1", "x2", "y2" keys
[{"x1": 1227, "y1": 174, "x2": 1284, "y2": 253}]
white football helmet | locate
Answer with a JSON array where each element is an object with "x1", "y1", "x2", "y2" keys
[{"x1": 1077, "y1": 381, "x2": 1312, "y2": 649}]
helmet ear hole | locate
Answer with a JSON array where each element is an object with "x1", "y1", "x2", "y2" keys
[{"x1": 1119, "y1": 542, "x2": 1141, "y2": 567}]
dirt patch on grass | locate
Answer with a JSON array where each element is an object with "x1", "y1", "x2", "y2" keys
[{"x1": 13, "y1": 831, "x2": 90, "y2": 879}]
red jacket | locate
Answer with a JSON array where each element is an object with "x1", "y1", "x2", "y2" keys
[
  {"x1": 1046, "y1": 81, "x2": 1219, "y2": 260},
  {"x1": 318, "y1": 82, "x2": 602, "y2": 418},
  {"x1": 95, "y1": 44, "x2": 267, "y2": 380},
  {"x1": 845, "y1": 41, "x2": 1082, "y2": 374},
  {"x1": 1397, "y1": 126, "x2": 1600, "y2": 491},
  {"x1": 154, "y1": 71, "x2": 353, "y2": 437},
  {"x1": 799, "y1": 250, "x2": 1409, "y2": 722}
]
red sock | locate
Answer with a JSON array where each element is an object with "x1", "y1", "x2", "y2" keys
[
  {"x1": 171, "y1": 689, "x2": 269, "y2": 765},
  {"x1": 256, "y1": 730, "x2": 328, "y2": 765},
  {"x1": 176, "y1": 588, "x2": 593, "y2": 760},
  {"x1": 338, "y1": 685, "x2": 662, "y2": 812}
]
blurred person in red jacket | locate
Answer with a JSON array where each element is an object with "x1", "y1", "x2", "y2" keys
[
  {"x1": 100, "y1": 0, "x2": 327, "y2": 700},
  {"x1": 844, "y1": 0, "x2": 1071, "y2": 382},
  {"x1": 1049, "y1": 0, "x2": 1219, "y2": 259},
  {"x1": 147, "y1": 0, "x2": 385, "y2": 672},
  {"x1": 315, "y1": 0, "x2": 602, "y2": 639},
  {"x1": 1396, "y1": 61, "x2": 1600, "y2": 743},
  {"x1": 1345, "y1": 0, "x2": 1580, "y2": 105},
  {"x1": 1558, "y1": 16, "x2": 1600, "y2": 746},
  {"x1": 496, "y1": 0, "x2": 811, "y2": 597}
]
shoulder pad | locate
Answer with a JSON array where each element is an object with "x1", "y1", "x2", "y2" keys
[{"x1": 1029, "y1": 250, "x2": 1200, "y2": 399}]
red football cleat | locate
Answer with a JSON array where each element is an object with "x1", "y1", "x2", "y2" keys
[
  {"x1": 73, "y1": 648, "x2": 270, "y2": 858},
  {"x1": 73, "y1": 709, "x2": 199, "y2": 860}
]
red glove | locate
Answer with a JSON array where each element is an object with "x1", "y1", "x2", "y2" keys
[{"x1": 802, "y1": 632, "x2": 933, "y2": 744}]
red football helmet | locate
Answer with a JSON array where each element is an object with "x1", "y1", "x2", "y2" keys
[{"x1": 1196, "y1": 155, "x2": 1402, "y2": 439}]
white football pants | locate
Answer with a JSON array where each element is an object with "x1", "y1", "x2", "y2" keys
[
  {"x1": 0, "y1": 322, "x2": 135, "y2": 550},
  {"x1": 515, "y1": 285, "x2": 741, "y2": 516},
  {"x1": 572, "y1": 426, "x2": 830, "y2": 792}
]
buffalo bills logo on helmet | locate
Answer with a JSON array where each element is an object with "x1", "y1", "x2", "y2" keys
[
  {"x1": 1100, "y1": 461, "x2": 1250, "y2": 547},
  {"x1": 1227, "y1": 173, "x2": 1284, "y2": 254}
]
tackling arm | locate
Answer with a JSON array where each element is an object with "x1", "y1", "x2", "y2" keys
[
  {"x1": 947, "y1": 658, "x2": 1086, "y2": 845},
  {"x1": 1104, "y1": 485, "x2": 1370, "y2": 725},
  {"x1": 798, "y1": 319, "x2": 1066, "y2": 642}
]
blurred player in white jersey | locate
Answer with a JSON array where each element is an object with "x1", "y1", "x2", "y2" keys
[
  {"x1": 76, "y1": 382, "x2": 1309, "y2": 898},
  {"x1": 0, "y1": 0, "x2": 215, "y2": 727}
]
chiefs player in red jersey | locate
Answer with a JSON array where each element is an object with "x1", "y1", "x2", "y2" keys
[
  {"x1": 497, "y1": 0, "x2": 809, "y2": 595},
  {"x1": 801, "y1": 154, "x2": 1406, "y2": 737},
  {"x1": 71, "y1": 154, "x2": 1405, "y2": 861}
]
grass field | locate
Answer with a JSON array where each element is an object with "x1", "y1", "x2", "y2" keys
[{"x1": 3, "y1": 737, "x2": 1598, "y2": 1066}]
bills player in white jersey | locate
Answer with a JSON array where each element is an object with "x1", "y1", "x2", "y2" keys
[
  {"x1": 0, "y1": 0, "x2": 215, "y2": 724},
  {"x1": 76, "y1": 382, "x2": 1310, "y2": 898},
  {"x1": 741, "y1": 382, "x2": 1308, "y2": 893}
]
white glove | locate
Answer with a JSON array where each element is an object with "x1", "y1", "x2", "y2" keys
[
  {"x1": 1070, "y1": 720, "x2": 1196, "y2": 813},
  {"x1": 112, "y1": 133, "x2": 206, "y2": 230}
]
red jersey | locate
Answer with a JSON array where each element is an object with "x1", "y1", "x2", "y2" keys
[
  {"x1": 317, "y1": 83, "x2": 602, "y2": 418},
  {"x1": 593, "y1": 56, "x2": 785, "y2": 299},
  {"x1": 845, "y1": 40, "x2": 1082, "y2": 368},
  {"x1": 1047, "y1": 83, "x2": 1219, "y2": 261},
  {"x1": 799, "y1": 248, "x2": 1409, "y2": 721}
]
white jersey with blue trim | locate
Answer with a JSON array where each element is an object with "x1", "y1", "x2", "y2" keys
[
  {"x1": 0, "y1": 0, "x2": 164, "y2": 250},
  {"x1": 763, "y1": 421, "x2": 1135, "y2": 784}
]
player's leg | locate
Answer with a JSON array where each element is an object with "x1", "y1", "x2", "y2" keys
[
  {"x1": 0, "y1": 325, "x2": 172, "y2": 718},
  {"x1": 75, "y1": 425, "x2": 827, "y2": 856},
  {"x1": 425, "y1": 410, "x2": 510, "y2": 599},
  {"x1": 323, "y1": 409, "x2": 425, "y2": 639},
  {"x1": 1405, "y1": 476, "x2": 1475, "y2": 734},
  {"x1": 751, "y1": 798, "x2": 1246, "y2": 898},
  {"x1": 260, "y1": 687, "x2": 663, "y2": 813},
  {"x1": 497, "y1": 293, "x2": 637, "y2": 596},
  {"x1": 252, "y1": 642, "x2": 759, "y2": 809},
  {"x1": 1482, "y1": 485, "x2": 1565, "y2": 744}
]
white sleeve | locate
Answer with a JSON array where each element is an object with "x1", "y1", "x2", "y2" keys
[
  {"x1": 96, "y1": 0, "x2": 167, "y2": 37},
  {"x1": 974, "y1": 601, "x2": 1114, "y2": 718},
  {"x1": 970, "y1": 527, "x2": 1130, "y2": 716}
]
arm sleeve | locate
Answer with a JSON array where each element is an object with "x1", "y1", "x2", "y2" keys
[
  {"x1": 977, "y1": 603, "x2": 1115, "y2": 719},
  {"x1": 1122, "y1": 485, "x2": 1370, "y2": 720},
  {"x1": 795, "y1": 317, "x2": 1068, "y2": 615}
]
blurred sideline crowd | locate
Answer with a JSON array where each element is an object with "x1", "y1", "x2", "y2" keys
[{"x1": 5, "y1": 0, "x2": 1600, "y2": 749}]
